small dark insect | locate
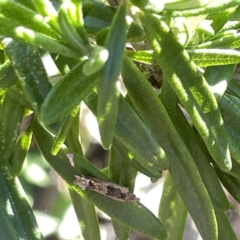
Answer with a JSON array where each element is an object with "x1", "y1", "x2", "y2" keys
[{"x1": 74, "y1": 175, "x2": 139, "y2": 202}]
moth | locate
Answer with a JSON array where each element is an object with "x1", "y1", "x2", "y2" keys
[{"x1": 74, "y1": 175, "x2": 139, "y2": 202}]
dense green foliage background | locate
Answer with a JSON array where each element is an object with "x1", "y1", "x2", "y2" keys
[{"x1": 1, "y1": 0, "x2": 240, "y2": 239}]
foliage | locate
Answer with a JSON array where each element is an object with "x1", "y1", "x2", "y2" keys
[{"x1": 1, "y1": 0, "x2": 240, "y2": 239}]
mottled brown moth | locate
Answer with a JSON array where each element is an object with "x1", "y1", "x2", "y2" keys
[{"x1": 74, "y1": 175, "x2": 139, "y2": 202}]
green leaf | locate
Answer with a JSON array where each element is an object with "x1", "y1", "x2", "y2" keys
[
  {"x1": 3, "y1": 39, "x2": 52, "y2": 110},
  {"x1": 0, "y1": 160, "x2": 43, "y2": 239},
  {"x1": 126, "y1": 50, "x2": 154, "y2": 64},
  {"x1": 127, "y1": 49, "x2": 240, "y2": 67},
  {"x1": 0, "y1": 92, "x2": 24, "y2": 160},
  {"x1": 65, "y1": 108, "x2": 83, "y2": 156},
  {"x1": 160, "y1": 80, "x2": 229, "y2": 210},
  {"x1": 127, "y1": 22, "x2": 146, "y2": 42},
  {"x1": 215, "y1": 168, "x2": 240, "y2": 204},
  {"x1": 73, "y1": 185, "x2": 167, "y2": 240},
  {"x1": 97, "y1": 2, "x2": 127, "y2": 148},
  {"x1": 15, "y1": 0, "x2": 36, "y2": 10},
  {"x1": 214, "y1": 207, "x2": 238, "y2": 240},
  {"x1": 5, "y1": 85, "x2": 33, "y2": 110},
  {"x1": 159, "y1": 172, "x2": 187, "y2": 240},
  {"x1": 40, "y1": 61, "x2": 97, "y2": 125},
  {"x1": 116, "y1": 96, "x2": 168, "y2": 171},
  {"x1": 0, "y1": 17, "x2": 80, "y2": 59},
  {"x1": 70, "y1": 0, "x2": 90, "y2": 45},
  {"x1": 0, "y1": 0, "x2": 57, "y2": 38},
  {"x1": 227, "y1": 78, "x2": 240, "y2": 98},
  {"x1": 83, "y1": 1, "x2": 115, "y2": 35},
  {"x1": 214, "y1": 158, "x2": 240, "y2": 180},
  {"x1": 219, "y1": 93, "x2": 240, "y2": 137},
  {"x1": 83, "y1": 46, "x2": 109, "y2": 76},
  {"x1": 32, "y1": 119, "x2": 167, "y2": 239},
  {"x1": 0, "y1": 60, "x2": 17, "y2": 89},
  {"x1": 164, "y1": 0, "x2": 212, "y2": 10},
  {"x1": 204, "y1": 64, "x2": 235, "y2": 100},
  {"x1": 85, "y1": 92, "x2": 165, "y2": 177},
  {"x1": 217, "y1": 93, "x2": 240, "y2": 162},
  {"x1": 209, "y1": 6, "x2": 237, "y2": 34},
  {"x1": 112, "y1": 138, "x2": 162, "y2": 178},
  {"x1": 69, "y1": 189, "x2": 101, "y2": 240},
  {"x1": 109, "y1": 140, "x2": 137, "y2": 240},
  {"x1": 140, "y1": 12, "x2": 231, "y2": 171},
  {"x1": 199, "y1": 32, "x2": 240, "y2": 49},
  {"x1": 32, "y1": 0, "x2": 60, "y2": 34},
  {"x1": 58, "y1": 6, "x2": 89, "y2": 54},
  {"x1": 162, "y1": 0, "x2": 240, "y2": 17},
  {"x1": 225, "y1": 125, "x2": 240, "y2": 162},
  {"x1": 130, "y1": 0, "x2": 164, "y2": 13},
  {"x1": 9, "y1": 124, "x2": 32, "y2": 176},
  {"x1": 50, "y1": 53, "x2": 79, "y2": 75},
  {"x1": 32, "y1": 119, "x2": 105, "y2": 183},
  {"x1": 122, "y1": 57, "x2": 217, "y2": 240},
  {"x1": 51, "y1": 106, "x2": 79, "y2": 155},
  {"x1": 189, "y1": 49, "x2": 240, "y2": 67},
  {"x1": 109, "y1": 140, "x2": 137, "y2": 192}
]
